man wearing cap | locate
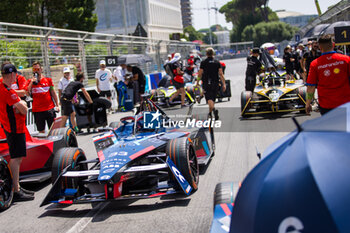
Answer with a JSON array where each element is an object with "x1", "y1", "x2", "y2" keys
[
  {"x1": 0, "y1": 61, "x2": 28, "y2": 100},
  {"x1": 245, "y1": 48, "x2": 262, "y2": 93},
  {"x1": 95, "y1": 60, "x2": 113, "y2": 103},
  {"x1": 306, "y1": 34, "x2": 350, "y2": 115},
  {"x1": 0, "y1": 62, "x2": 34, "y2": 201},
  {"x1": 197, "y1": 48, "x2": 226, "y2": 120},
  {"x1": 27, "y1": 61, "x2": 59, "y2": 133}
]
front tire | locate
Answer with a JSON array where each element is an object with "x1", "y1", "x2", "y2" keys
[
  {"x1": 51, "y1": 147, "x2": 87, "y2": 194},
  {"x1": 213, "y1": 182, "x2": 240, "y2": 210},
  {"x1": 166, "y1": 137, "x2": 199, "y2": 191},
  {"x1": 0, "y1": 158, "x2": 14, "y2": 211},
  {"x1": 241, "y1": 91, "x2": 252, "y2": 116}
]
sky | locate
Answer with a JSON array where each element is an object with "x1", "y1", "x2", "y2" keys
[{"x1": 192, "y1": 0, "x2": 342, "y2": 30}]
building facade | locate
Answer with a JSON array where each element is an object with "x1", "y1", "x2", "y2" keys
[
  {"x1": 214, "y1": 31, "x2": 230, "y2": 44},
  {"x1": 276, "y1": 10, "x2": 317, "y2": 28},
  {"x1": 95, "y1": 0, "x2": 183, "y2": 40},
  {"x1": 180, "y1": 0, "x2": 192, "y2": 28}
]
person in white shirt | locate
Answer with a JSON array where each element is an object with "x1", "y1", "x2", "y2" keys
[{"x1": 95, "y1": 60, "x2": 113, "y2": 102}]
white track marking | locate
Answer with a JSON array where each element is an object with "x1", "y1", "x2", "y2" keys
[{"x1": 66, "y1": 202, "x2": 109, "y2": 233}]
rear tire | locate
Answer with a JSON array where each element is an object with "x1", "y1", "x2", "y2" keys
[
  {"x1": 51, "y1": 147, "x2": 87, "y2": 193},
  {"x1": 0, "y1": 158, "x2": 13, "y2": 211},
  {"x1": 166, "y1": 137, "x2": 199, "y2": 191},
  {"x1": 241, "y1": 91, "x2": 252, "y2": 116},
  {"x1": 213, "y1": 182, "x2": 240, "y2": 210},
  {"x1": 94, "y1": 97, "x2": 112, "y2": 109},
  {"x1": 49, "y1": 127, "x2": 78, "y2": 147}
]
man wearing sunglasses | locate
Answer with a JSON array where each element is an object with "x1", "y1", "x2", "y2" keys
[{"x1": 27, "y1": 62, "x2": 59, "y2": 133}]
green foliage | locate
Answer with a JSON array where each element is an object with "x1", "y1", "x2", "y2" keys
[
  {"x1": 0, "y1": 39, "x2": 42, "y2": 68},
  {"x1": 184, "y1": 26, "x2": 203, "y2": 42},
  {"x1": 0, "y1": 0, "x2": 97, "y2": 32},
  {"x1": 85, "y1": 43, "x2": 108, "y2": 56},
  {"x1": 220, "y1": 0, "x2": 278, "y2": 42},
  {"x1": 198, "y1": 28, "x2": 209, "y2": 33},
  {"x1": 203, "y1": 32, "x2": 218, "y2": 45},
  {"x1": 242, "y1": 21, "x2": 298, "y2": 46}
]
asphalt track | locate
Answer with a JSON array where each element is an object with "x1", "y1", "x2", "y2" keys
[{"x1": 0, "y1": 58, "x2": 319, "y2": 233}]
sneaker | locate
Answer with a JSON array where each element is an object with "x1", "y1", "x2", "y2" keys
[
  {"x1": 13, "y1": 189, "x2": 34, "y2": 202},
  {"x1": 214, "y1": 109, "x2": 219, "y2": 120},
  {"x1": 20, "y1": 187, "x2": 35, "y2": 195}
]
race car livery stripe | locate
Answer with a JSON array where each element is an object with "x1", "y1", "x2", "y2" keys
[
  {"x1": 98, "y1": 150, "x2": 105, "y2": 162},
  {"x1": 149, "y1": 192, "x2": 167, "y2": 197},
  {"x1": 129, "y1": 146, "x2": 156, "y2": 160},
  {"x1": 220, "y1": 203, "x2": 232, "y2": 216}
]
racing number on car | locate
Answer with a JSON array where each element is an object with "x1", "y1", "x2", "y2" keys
[{"x1": 171, "y1": 166, "x2": 186, "y2": 183}]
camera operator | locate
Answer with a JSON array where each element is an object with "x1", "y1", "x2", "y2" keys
[{"x1": 27, "y1": 61, "x2": 59, "y2": 133}]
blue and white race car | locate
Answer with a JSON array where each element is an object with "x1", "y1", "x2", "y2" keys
[{"x1": 41, "y1": 96, "x2": 215, "y2": 206}]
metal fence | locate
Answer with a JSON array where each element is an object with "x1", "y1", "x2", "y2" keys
[{"x1": 0, "y1": 22, "x2": 253, "y2": 86}]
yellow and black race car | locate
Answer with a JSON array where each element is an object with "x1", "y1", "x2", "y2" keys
[{"x1": 241, "y1": 71, "x2": 306, "y2": 117}]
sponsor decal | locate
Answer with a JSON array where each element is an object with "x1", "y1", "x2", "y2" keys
[
  {"x1": 100, "y1": 73, "x2": 108, "y2": 81},
  {"x1": 144, "y1": 110, "x2": 162, "y2": 129},
  {"x1": 278, "y1": 217, "x2": 303, "y2": 233},
  {"x1": 334, "y1": 68, "x2": 340, "y2": 74},
  {"x1": 324, "y1": 69, "x2": 331, "y2": 77},
  {"x1": 11, "y1": 94, "x2": 18, "y2": 100},
  {"x1": 317, "y1": 61, "x2": 344, "y2": 69}
]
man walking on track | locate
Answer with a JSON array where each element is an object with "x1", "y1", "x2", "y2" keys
[
  {"x1": 306, "y1": 34, "x2": 350, "y2": 115},
  {"x1": 197, "y1": 47, "x2": 226, "y2": 120},
  {"x1": 0, "y1": 63, "x2": 34, "y2": 201}
]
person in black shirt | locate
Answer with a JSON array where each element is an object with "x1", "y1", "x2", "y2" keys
[
  {"x1": 197, "y1": 47, "x2": 226, "y2": 120},
  {"x1": 301, "y1": 41, "x2": 321, "y2": 82},
  {"x1": 245, "y1": 48, "x2": 262, "y2": 92},
  {"x1": 127, "y1": 65, "x2": 146, "y2": 104},
  {"x1": 60, "y1": 72, "x2": 93, "y2": 129},
  {"x1": 283, "y1": 46, "x2": 295, "y2": 80}
]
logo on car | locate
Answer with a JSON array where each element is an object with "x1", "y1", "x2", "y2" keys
[{"x1": 144, "y1": 110, "x2": 162, "y2": 129}]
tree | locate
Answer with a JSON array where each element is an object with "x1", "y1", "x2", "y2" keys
[
  {"x1": 242, "y1": 21, "x2": 298, "y2": 46},
  {"x1": 0, "y1": 0, "x2": 98, "y2": 32},
  {"x1": 220, "y1": 0, "x2": 278, "y2": 42},
  {"x1": 184, "y1": 26, "x2": 203, "y2": 42},
  {"x1": 203, "y1": 32, "x2": 218, "y2": 45}
]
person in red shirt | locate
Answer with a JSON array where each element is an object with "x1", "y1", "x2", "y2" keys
[
  {"x1": 168, "y1": 53, "x2": 186, "y2": 107},
  {"x1": 27, "y1": 61, "x2": 59, "y2": 133},
  {"x1": 0, "y1": 63, "x2": 34, "y2": 201},
  {"x1": 0, "y1": 64, "x2": 29, "y2": 99},
  {"x1": 306, "y1": 34, "x2": 350, "y2": 115}
]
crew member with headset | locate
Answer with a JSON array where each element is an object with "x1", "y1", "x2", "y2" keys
[{"x1": 245, "y1": 48, "x2": 262, "y2": 92}]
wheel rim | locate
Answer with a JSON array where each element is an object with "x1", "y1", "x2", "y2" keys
[
  {"x1": 0, "y1": 162, "x2": 13, "y2": 207},
  {"x1": 188, "y1": 147, "x2": 199, "y2": 184}
]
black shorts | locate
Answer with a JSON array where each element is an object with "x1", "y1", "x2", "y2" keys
[
  {"x1": 173, "y1": 80, "x2": 185, "y2": 90},
  {"x1": 100, "y1": 90, "x2": 111, "y2": 98},
  {"x1": 61, "y1": 98, "x2": 73, "y2": 116},
  {"x1": 204, "y1": 85, "x2": 219, "y2": 102},
  {"x1": 33, "y1": 108, "x2": 56, "y2": 132},
  {"x1": 4, "y1": 130, "x2": 26, "y2": 158}
]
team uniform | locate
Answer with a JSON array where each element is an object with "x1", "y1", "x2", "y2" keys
[
  {"x1": 31, "y1": 77, "x2": 56, "y2": 131},
  {"x1": 95, "y1": 68, "x2": 112, "y2": 97},
  {"x1": 172, "y1": 62, "x2": 185, "y2": 90},
  {"x1": 61, "y1": 81, "x2": 84, "y2": 116},
  {"x1": 283, "y1": 51, "x2": 294, "y2": 75},
  {"x1": 200, "y1": 57, "x2": 222, "y2": 101},
  {"x1": 0, "y1": 83, "x2": 26, "y2": 158},
  {"x1": 245, "y1": 56, "x2": 262, "y2": 92},
  {"x1": 307, "y1": 51, "x2": 350, "y2": 114}
]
